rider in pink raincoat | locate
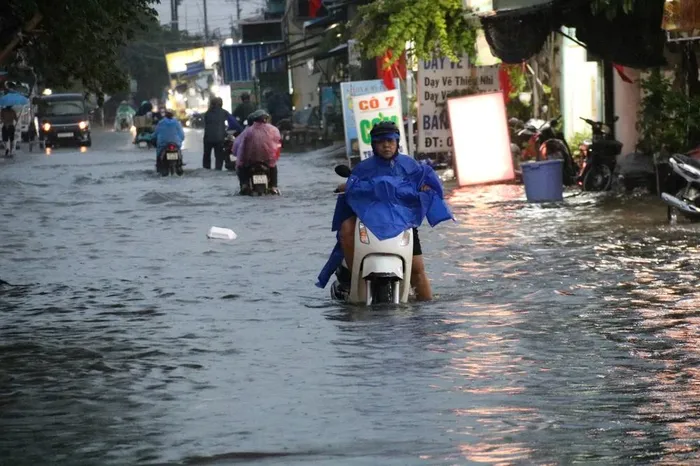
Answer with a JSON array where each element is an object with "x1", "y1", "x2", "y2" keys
[{"x1": 234, "y1": 109, "x2": 281, "y2": 194}]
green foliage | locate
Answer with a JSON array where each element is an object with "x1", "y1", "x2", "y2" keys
[
  {"x1": 0, "y1": 0, "x2": 158, "y2": 93},
  {"x1": 636, "y1": 70, "x2": 700, "y2": 155},
  {"x1": 350, "y1": 0, "x2": 478, "y2": 66},
  {"x1": 570, "y1": 130, "x2": 592, "y2": 158},
  {"x1": 590, "y1": 0, "x2": 637, "y2": 19},
  {"x1": 120, "y1": 23, "x2": 206, "y2": 102}
]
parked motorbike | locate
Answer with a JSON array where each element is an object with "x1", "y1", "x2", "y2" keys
[
  {"x1": 514, "y1": 115, "x2": 578, "y2": 185},
  {"x1": 661, "y1": 151, "x2": 700, "y2": 223},
  {"x1": 577, "y1": 116, "x2": 622, "y2": 191},
  {"x1": 223, "y1": 130, "x2": 236, "y2": 171},
  {"x1": 156, "y1": 143, "x2": 184, "y2": 177},
  {"x1": 329, "y1": 165, "x2": 413, "y2": 305}
]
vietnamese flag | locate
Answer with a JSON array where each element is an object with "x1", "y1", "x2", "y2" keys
[
  {"x1": 498, "y1": 63, "x2": 513, "y2": 104},
  {"x1": 309, "y1": 0, "x2": 322, "y2": 18},
  {"x1": 613, "y1": 63, "x2": 634, "y2": 83},
  {"x1": 376, "y1": 50, "x2": 407, "y2": 90}
]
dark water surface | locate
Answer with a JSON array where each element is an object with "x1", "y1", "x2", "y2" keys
[{"x1": 1, "y1": 129, "x2": 700, "y2": 465}]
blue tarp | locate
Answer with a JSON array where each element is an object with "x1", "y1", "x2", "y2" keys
[{"x1": 316, "y1": 156, "x2": 454, "y2": 288}]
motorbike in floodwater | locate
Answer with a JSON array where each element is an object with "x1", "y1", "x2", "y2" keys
[
  {"x1": 661, "y1": 151, "x2": 700, "y2": 223},
  {"x1": 116, "y1": 114, "x2": 132, "y2": 132},
  {"x1": 577, "y1": 116, "x2": 623, "y2": 192},
  {"x1": 330, "y1": 165, "x2": 413, "y2": 305},
  {"x1": 223, "y1": 131, "x2": 236, "y2": 171},
  {"x1": 248, "y1": 162, "x2": 271, "y2": 195},
  {"x1": 156, "y1": 143, "x2": 184, "y2": 177}
]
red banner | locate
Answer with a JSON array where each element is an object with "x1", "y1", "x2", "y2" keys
[{"x1": 376, "y1": 50, "x2": 407, "y2": 91}]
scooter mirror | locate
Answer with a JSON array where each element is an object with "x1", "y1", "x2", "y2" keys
[{"x1": 335, "y1": 165, "x2": 352, "y2": 178}]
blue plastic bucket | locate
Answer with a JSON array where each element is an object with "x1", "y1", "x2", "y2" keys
[{"x1": 520, "y1": 159, "x2": 564, "y2": 202}]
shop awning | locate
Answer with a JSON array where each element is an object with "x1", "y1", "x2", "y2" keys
[
  {"x1": 303, "y1": 15, "x2": 340, "y2": 31},
  {"x1": 255, "y1": 41, "x2": 323, "y2": 64},
  {"x1": 313, "y1": 43, "x2": 348, "y2": 62}
]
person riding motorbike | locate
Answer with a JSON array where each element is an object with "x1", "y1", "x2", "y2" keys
[
  {"x1": 234, "y1": 109, "x2": 281, "y2": 194},
  {"x1": 135, "y1": 100, "x2": 153, "y2": 117},
  {"x1": 152, "y1": 110, "x2": 185, "y2": 170},
  {"x1": 329, "y1": 121, "x2": 451, "y2": 301},
  {"x1": 115, "y1": 100, "x2": 135, "y2": 131}
]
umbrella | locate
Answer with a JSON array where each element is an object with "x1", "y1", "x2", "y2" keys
[{"x1": 0, "y1": 92, "x2": 29, "y2": 107}]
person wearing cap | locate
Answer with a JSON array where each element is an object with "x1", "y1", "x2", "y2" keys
[
  {"x1": 331, "y1": 120, "x2": 448, "y2": 301},
  {"x1": 234, "y1": 109, "x2": 282, "y2": 194}
]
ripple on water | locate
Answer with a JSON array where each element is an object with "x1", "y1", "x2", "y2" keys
[{"x1": 2, "y1": 138, "x2": 700, "y2": 464}]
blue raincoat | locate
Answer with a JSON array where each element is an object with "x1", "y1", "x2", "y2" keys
[
  {"x1": 153, "y1": 117, "x2": 185, "y2": 155},
  {"x1": 316, "y1": 153, "x2": 454, "y2": 288}
]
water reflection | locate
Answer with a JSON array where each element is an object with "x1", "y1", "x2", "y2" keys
[{"x1": 3, "y1": 135, "x2": 700, "y2": 464}]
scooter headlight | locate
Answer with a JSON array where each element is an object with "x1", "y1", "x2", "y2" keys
[
  {"x1": 400, "y1": 229, "x2": 411, "y2": 246},
  {"x1": 358, "y1": 222, "x2": 370, "y2": 244}
]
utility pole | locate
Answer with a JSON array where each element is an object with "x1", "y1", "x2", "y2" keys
[
  {"x1": 203, "y1": 0, "x2": 210, "y2": 43},
  {"x1": 233, "y1": 0, "x2": 242, "y2": 40},
  {"x1": 170, "y1": 0, "x2": 179, "y2": 33}
]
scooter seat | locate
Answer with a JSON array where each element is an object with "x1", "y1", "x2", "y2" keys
[{"x1": 673, "y1": 153, "x2": 700, "y2": 170}]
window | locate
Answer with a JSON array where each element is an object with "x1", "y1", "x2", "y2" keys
[{"x1": 39, "y1": 101, "x2": 85, "y2": 116}]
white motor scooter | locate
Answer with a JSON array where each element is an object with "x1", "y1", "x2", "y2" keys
[{"x1": 330, "y1": 165, "x2": 413, "y2": 305}]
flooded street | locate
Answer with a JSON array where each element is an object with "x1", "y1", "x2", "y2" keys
[{"x1": 3, "y1": 129, "x2": 700, "y2": 465}]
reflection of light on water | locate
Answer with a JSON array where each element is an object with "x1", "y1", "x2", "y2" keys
[
  {"x1": 45, "y1": 148, "x2": 51, "y2": 156},
  {"x1": 616, "y1": 239, "x2": 700, "y2": 463},
  {"x1": 457, "y1": 441, "x2": 534, "y2": 464},
  {"x1": 80, "y1": 146, "x2": 88, "y2": 154},
  {"x1": 454, "y1": 407, "x2": 537, "y2": 463}
]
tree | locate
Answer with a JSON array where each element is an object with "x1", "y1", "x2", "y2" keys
[
  {"x1": 350, "y1": 0, "x2": 641, "y2": 66},
  {"x1": 0, "y1": 0, "x2": 158, "y2": 93},
  {"x1": 120, "y1": 23, "x2": 207, "y2": 103},
  {"x1": 350, "y1": 0, "x2": 479, "y2": 66}
]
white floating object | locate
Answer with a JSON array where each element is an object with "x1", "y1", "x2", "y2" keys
[{"x1": 207, "y1": 226, "x2": 237, "y2": 240}]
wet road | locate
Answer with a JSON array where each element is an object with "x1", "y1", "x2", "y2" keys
[{"x1": 2, "y1": 129, "x2": 700, "y2": 465}]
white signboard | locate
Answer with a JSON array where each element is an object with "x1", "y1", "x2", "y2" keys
[
  {"x1": 352, "y1": 89, "x2": 408, "y2": 160},
  {"x1": 417, "y1": 55, "x2": 500, "y2": 153}
]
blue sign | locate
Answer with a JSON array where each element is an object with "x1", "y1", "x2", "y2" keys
[
  {"x1": 340, "y1": 78, "x2": 399, "y2": 164},
  {"x1": 185, "y1": 60, "x2": 206, "y2": 76}
]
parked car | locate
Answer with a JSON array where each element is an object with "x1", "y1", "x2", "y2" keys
[{"x1": 34, "y1": 93, "x2": 92, "y2": 148}]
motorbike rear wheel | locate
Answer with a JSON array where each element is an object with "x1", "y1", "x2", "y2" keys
[
  {"x1": 371, "y1": 280, "x2": 394, "y2": 304},
  {"x1": 583, "y1": 165, "x2": 613, "y2": 192}
]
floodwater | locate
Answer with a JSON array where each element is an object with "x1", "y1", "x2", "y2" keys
[{"x1": 1, "y1": 129, "x2": 700, "y2": 465}]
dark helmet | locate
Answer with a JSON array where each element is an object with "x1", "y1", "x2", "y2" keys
[
  {"x1": 164, "y1": 110, "x2": 174, "y2": 118},
  {"x1": 241, "y1": 92, "x2": 250, "y2": 101},
  {"x1": 369, "y1": 120, "x2": 400, "y2": 142}
]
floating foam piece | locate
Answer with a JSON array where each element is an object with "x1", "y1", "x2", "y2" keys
[{"x1": 207, "y1": 226, "x2": 237, "y2": 240}]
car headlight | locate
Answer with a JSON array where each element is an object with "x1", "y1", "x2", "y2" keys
[
  {"x1": 78, "y1": 121, "x2": 88, "y2": 130},
  {"x1": 42, "y1": 122, "x2": 51, "y2": 132}
]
